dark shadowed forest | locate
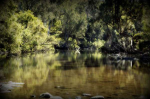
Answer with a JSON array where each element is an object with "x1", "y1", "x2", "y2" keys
[{"x1": 0, "y1": 0, "x2": 150, "y2": 54}]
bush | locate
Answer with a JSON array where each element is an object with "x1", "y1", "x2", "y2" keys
[
  {"x1": 133, "y1": 32, "x2": 150, "y2": 51},
  {"x1": 0, "y1": 10, "x2": 49, "y2": 53},
  {"x1": 19, "y1": 11, "x2": 48, "y2": 51},
  {"x1": 93, "y1": 40, "x2": 105, "y2": 50},
  {"x1": 0, "y1": 14, "x2": 23, "y2": 53}
]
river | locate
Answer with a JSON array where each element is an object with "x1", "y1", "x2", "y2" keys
[{"x1": 0, "y1": 51, "x2": 150, "y2": 99}]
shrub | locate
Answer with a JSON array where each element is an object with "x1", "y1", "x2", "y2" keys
[{"x1": 0, "y1": 10, "x2": 49, "y2": 53}]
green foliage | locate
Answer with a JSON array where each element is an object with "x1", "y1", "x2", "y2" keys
[
  {"x1": 58, "y1": 0, "x2": 88, "y2": 49},
  {"x1": 142, "y1": 6, "x2": 150, "y2": 33},
  {"x1": 17, "y1": 11, "x2": 36, "y2": 25},
  {"x1": 1, "y1": 0, "x2": 150, "y2": 53},
  {"x1": 0, "y1": 10, "x2": 49, "y2": 53},
  {"x1": 93, "y1": 40, "x2": 105, "y2": 49},
  {"x1": 22, "y1": 12, "x2": 48, "y2": 51},
  {"x1": 133, "y1": 32, "x2": 150, "y2": 51},
  {"x1": 0, "y1": 0, "x2": 19, "y2": 53},
  {"x1": 50, "y1": 20, "x2": 62, "y2": 35},
  {"x1": 0, "y1": 13, "x2": 23, "y2": 53},
  {"x1": 134, "y1": 32, "x2": 150, "y2": 41},
  {"x1": 67, "y1": 37, "x2": 79, "y2": 49},
  {"x1": 19, "y1": 11, "x2": 48, "y2": 52},
  {"x1": 5, "y1": 15, "x2": 23, "y2": 53}
]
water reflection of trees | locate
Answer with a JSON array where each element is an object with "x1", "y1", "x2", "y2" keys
[
  {"x1": 84, "y1": 52, "x2": 103, "y2": 67},
  {"x1": 0, "y1": 52, "x2": 60, "y2": 97},
  {"x1": 55, "y1": 52, "x2": 104, "y2": 69},
  {"x1": 49, "y1": 66, "x2": 150, "y2": 98},
  {"x1": 0, "y1": 51, "x2": 150, "y2": 99}
]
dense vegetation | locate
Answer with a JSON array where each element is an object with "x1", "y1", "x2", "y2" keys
[{"x1": 0, "y1": 0, "x2": 150, "y2": 54}]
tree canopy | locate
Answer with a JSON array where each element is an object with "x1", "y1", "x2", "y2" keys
[{"x1": 0, "y1": 0, "x2": 150, "y2": 53}]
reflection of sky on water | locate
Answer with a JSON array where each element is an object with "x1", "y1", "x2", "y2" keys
[
  {"x1": 0, "y1": 81, "x2": 24, "y2": 93},
  {"x1": 0, "y1": 51, "x2": 150, "y2": 99}
]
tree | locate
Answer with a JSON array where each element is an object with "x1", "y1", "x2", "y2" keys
[{"x1": 57, "y1": 0, "x2": 87, "y2": 49}]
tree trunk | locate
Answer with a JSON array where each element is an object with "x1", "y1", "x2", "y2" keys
[{"x1": 47, "y1": 20, "x2": 51, "y2": 35}]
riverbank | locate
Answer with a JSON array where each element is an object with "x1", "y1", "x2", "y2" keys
[
  {"x1": 0, "y1": 47, "x2": 54, "y2": 57},
  {"x1": 0, "y1": 47, "x2": 150, "y2": 67}
]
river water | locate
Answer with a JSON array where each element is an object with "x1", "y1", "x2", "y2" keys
[{"x1": 0, "y1": 51, "x2": 150, "y2": 99}]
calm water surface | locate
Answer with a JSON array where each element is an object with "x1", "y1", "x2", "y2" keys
[{"x1": 0, "y1": 51, "x2": 150, "y2": 99}]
